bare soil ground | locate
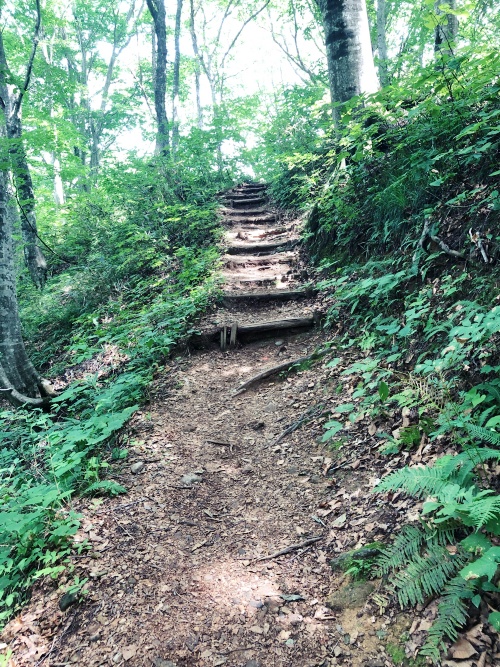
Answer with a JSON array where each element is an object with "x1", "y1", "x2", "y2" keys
[{"x1": 4, "y1": 185, "x2": 499, "y2": 667}]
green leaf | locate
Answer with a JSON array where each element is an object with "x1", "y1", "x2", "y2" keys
[
  {"x1": 459, "y1": 547, "x2": 500, "y2": 581},
  {"x1": 460, "y1": 533, "x2": 492, "y2": 554},
  {"x1": 489, "y1": 611, "x2": 500, "y2": 631},
  {"x1": 321, "y1": 421, "x2": 344, "y2": 441},
  {"x1": 378, "y1": 381, "x2": 389, "y2": 403}
]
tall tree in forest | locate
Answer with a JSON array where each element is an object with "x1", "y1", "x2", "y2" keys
[
  {"x1": 0, "y1": 1, "x2": 55, "y2": 403},
  {"x1": 146, "y1": 0, "x2": 170, "y2": 155},
  {"x1": 189, "y1": 0, "x2": 203, "y2": 129},
  {"x1": 171, "y1": 0, "x2": 183, "y2": 156},
  {"x1": 0, "y1": 0, "x2": 47, "y2": 288},
  {"x1": 376, "y1": 0, "x2": 389, "y2": 86},
  {"x1": 316, "y1": 0, "x2": 379, "y2": 123},
  {"x1": 434, "y1": 0, "x2": 459, "y2": 55}
]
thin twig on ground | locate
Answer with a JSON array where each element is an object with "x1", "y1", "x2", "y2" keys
[{"x1": 253, "y1": 535, "x2": 323, "y2": 562}]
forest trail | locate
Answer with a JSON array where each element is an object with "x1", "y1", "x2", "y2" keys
[{"x1": 8, "y1": 187, "x2": 409, "y2": 667}]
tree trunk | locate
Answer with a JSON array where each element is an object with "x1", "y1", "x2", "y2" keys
[
  {"x1": 434, "y1": 0, "x2": 458, "y2": 55},
  {"x1": 7, "y1": 117, "x2": 48, "y2": 289},
  {"x1": 147, "y1": 0, "x2": 170, "y2": 156},
  {"x1": 317, "y1": 0, "x2": 379, "y2": 125},
  {"x1": 0, "y1": 20, "x2": 47, "y2": 289},
  {"x1": 376, "y1": 0, "x2": 389, "y2": 86},
  {"x1": 171, "y1": 0, "x2": 183, "y2": 156},
  {"x1": 0, "y1": 167, "x2": 48, "y2": 407},
  {"x1": 189, "y1": 0, "x2": 203, "y2": 129}
]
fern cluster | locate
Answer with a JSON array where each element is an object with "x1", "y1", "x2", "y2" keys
[{"x1": 374, "y1": 446, "x2": 500, "y2": 662}]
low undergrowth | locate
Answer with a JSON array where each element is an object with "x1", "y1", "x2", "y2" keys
[
  {"x1": 253, "y1": 48, "x2": 500, "y2": 663},
  {"x1": 0, "y1": 156, "x2": 228, "y2": 625}
]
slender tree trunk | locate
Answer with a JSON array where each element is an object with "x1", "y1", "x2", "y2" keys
[
  {"x1": 376, "y1": 0, "x2": 389, "y2": 86},
  {"x1": 0, "y1": 26, "x2": 47, "y2": 289},
  {"x1": 7, "y1": 118, "x2": 48, "y2": 289},
  {"x1": 171, "y1": 0, "x2": 183, "y2": 156},
  {"x1": 147, "y1": 0, "x2": 170, "y2": 156},
  {"x1": 434, "y1": 0, "x2": 458, "y2": 55},
  {"x1": 317, "y1": 0, "x2": 379, "y2": 125},
  {"x1": 189, "y1": 0, "x2": 203, "y2": 129}
]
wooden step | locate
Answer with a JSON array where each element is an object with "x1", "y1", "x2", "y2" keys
[
  {"x1": 226, "y1": 241, "x2": 296, "y2": 255},
  {"x1": 224, "y1": 215, "x2": 277, "y2": 224},
  {"x1": 221, "y1": 288, "x2": 316, "y2": 304},
  {"x1": 230, "y1": 197, "x2": 267, "y2": 208},
  {"x1": 198, "y1": 315, "x2": 318, "y2": 348},
  {"x1": 220, "y1": 207, "x2": 269, "y2": 216}
]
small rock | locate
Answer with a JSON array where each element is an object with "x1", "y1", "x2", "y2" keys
[
  {"x1": 241, "y1": 465, "x2": 254, "y2": 474},
  {"x1": 153, "y1": 660, "x2": 177, "y2": 667},
  {"x1": 363, "y1": 660, "x2": 384, "y2": 667},
  {"x1": 180, "y1": 472, "x2": 202, "y2": 486},
  {"x1": 248, "y1": 599, "x2": 264, "y2": 608},
  {"x1": 334, "y1": 646, "x2": 343, "y2": 657},
  {"x1": 131, "y1": 461, "x2": 145, "y2": 474},
  {"x1": 274, "y1": 339, "x2": 284, "y2": 346},
  {"x1": 59, "y1": 591, "x2": 78, "y2": 612},
  {"x1": 244, "y1": 661, "x2": 261, "y2": 667},
  {"x1": 112, "y1": 653, "x2": 123, "y2": 664},
  {"x1": 249, "y1": 420, "x2": 265, "y2": 430},
  {"x1": 326, "y1": 581, "x2": 375, "y2": 611},
  {"x1": 285, "y1": 639, "x2": 295, "y2": 647},
  {"x1": 185, "y1": 635, "x2": 199, "y2": 651},
  {"x1": 309, "y1": 475, "x2": 321, "y2": 484}
]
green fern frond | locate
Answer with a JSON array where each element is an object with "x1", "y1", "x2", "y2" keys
[
  {"x1": 83, "y1": 480, "x2": 127, "y2": 496},
  {"x1": 375, "y1": 457, "x2": 466, "y2": 498},
  {"x1": 391, "y1": 545, "x2": 468, "y2": 608},
  {"x1": 464, "y1": 423, "x2": 500, "y2": 446},
  {"x1": 420, "y1": 576, "x2": 474, "y2": 661},
  {"x1": 377, "y1": 525, "x2": 425, "y2": 575},
  {"x1": 466, "y1": 493, "x2": 500, "y2": 528}
]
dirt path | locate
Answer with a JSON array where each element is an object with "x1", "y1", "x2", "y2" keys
[{"x1": 5, "y1": 186, "x2": 411, "y2": 667}]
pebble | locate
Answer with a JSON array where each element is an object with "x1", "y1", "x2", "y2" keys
[
  {"x1": 131, "y1": 461, "x2": 145, "y2": 474},
  {"x1": 180, "y1": 472, "x2": 202, "y2": 486},
  {"x1": 275, "y1": 340, "x2": 284, "y2": 346},
  {"x1": 59, "y1": 591, "x2": 78, "y2": 612}
]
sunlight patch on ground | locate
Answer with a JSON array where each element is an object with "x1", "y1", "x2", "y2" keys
[{"x1": 193, "y1": 559, "x2": 281, "y2": 611}]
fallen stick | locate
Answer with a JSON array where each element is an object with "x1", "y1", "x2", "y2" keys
[
  {"x1": 206, "y1": 439, "x2": 232, "y2": 446},
  {"x1": 253, "y1": 535, "x2": 323, "y2": 562},
  {"x1": 234, "y1": 348, "x2": 328, "y2": 396}
]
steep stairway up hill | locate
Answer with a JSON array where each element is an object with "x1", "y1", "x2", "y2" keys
[{"x1": 204, "y1": 182, "x2": 320, "y2": 350}]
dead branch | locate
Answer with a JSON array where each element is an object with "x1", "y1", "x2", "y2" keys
[
  {"x1": 253, "y1": 535, "x2": 323, "y2": 562},
  {"x1": 234, "y1": 348, "x2": 328, "y2": 396}
]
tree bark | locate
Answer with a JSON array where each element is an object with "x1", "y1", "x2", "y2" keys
[
  {"x1": 376, "y1": 0, "x2": 389, "y2": 86},
  {"x1": 7, "y1": 117, "x2": 48, "y2": 289},
  {"x1": 0, "y1": 165, "x2": 49, "y2": 407},
  {"x1": 434, "y1": 0, "x2": 458, "y2": 56},
  {"x1": 189, "y1": 0, "x2": 203, "y2": 129},
  {"x1": 0, "y1": 3, "x2": 47, "y2": 289},
  {"x1": 316, "y1": 0, "x2": 379, "y2": 125},
  {"x1": 147, "y1": 0, "x2": 170, "y2": 156},
  {"x1": 172, "y1": 0, "x2": 183, "y2": 156}
]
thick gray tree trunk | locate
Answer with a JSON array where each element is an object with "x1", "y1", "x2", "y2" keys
[
  {"x1": 317, "y1": 0, "x2": 379, "y2": 124},
  {"x1": 147, "y1": 0, "x2": 170, "y2": 156},
  {"x1": 0, "y1": 166, "x2": 51, "y2": 407}
]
